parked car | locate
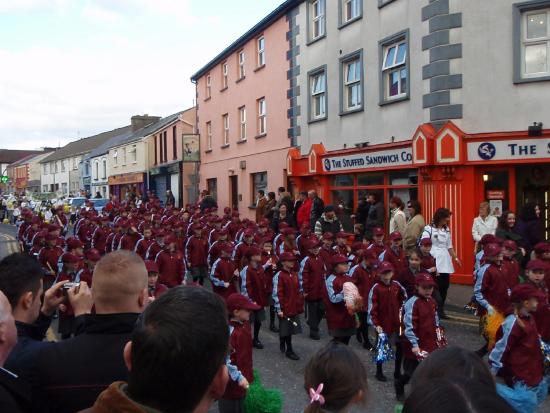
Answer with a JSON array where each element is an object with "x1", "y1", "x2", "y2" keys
[{"x1": 89, "y1": 198, "x2": 109, "y2": 215}]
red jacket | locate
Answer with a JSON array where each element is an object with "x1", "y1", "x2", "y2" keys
[
  {"x1": 146, "y1": 241, "x2": 163, "y2": 261},
  {"x1": 185, "y1": 235, "x2": 208, "y2": 267},
  {"x1": 119, "y1": 233, "x2": 141, "y2": 251},
  {"x1": 233, "y1": 241, "x2": 253, "y2": 270},
  {"x1": 148, "y1": 282, "x2": 168, "y2": 299},
  {"x1": 526, "y1": 281, "x2": 550, "y2": 341},
  {"x1": 398, "y1": 267, "x2": 420, "y2": 298},
  {"x1": 325, "y1": 272, "x2": 356, "y2": 331},
  {"x1": 402, "y1": 295, "x2": 439, "y2": 359},
  {"x1": 210, "y1": 257, "x2": 238, "y2": 300},
  {"x1": 134, "y1": 237, "x2": 154, "y2": 260},
  {"x1": 155, "y1": 249, "x2": 185, "y2": 288},
  {"x1": 299, "y1": 254, "x2": 326, "y2": 301},
  {"x1": 38, "y1": 246, "x2": 64, "y2": 275},
  {"x1": 368, "y1": 242, "x2": 386, "y2": 259},
  {"x1": 368, "y1": 280, "x2": 407, "y2": 334},
  {"x1": 489, "y1": 314, "x2": 543, "y2": 387},
  {"x1": 296, "y1": 198, "x2": 312, "y2": 228},
  {"x1": 208, "y1": 240, "x2": 227, "y2": 268},
  {"x1": 224, "y1": 320, "x2": 253, "y2": 400},
  {"x1": 261, "y1": 252, "x2": 277, "y2": 292},
  {"x1": 382, "y1": 247, "x2": 407, "y2": 276},
  {"x1": 349, "y1": 263, "x2": 375, "y2": 308},
  {"x1": 77, "y1": 223, "x2": 91, "y2": 245},
  {"x1": 17, "y1": 222, "x2": 30, "y2": 242},
  {"x1": 76, "y1": 268, "x2": 93, "y2": 286},
  {"x1": 241, "y1": 264, "x2": 268, "y2": 307},
  {"x1": 502, "y1": 257, "x2": 520, "y2": 289},
  {"x1": 111, "y1": 233, "x2": 123, "y2": 252},
  {"x1": 474, "y1": 262, "x2": 512, "y2": 315},
  {"x1": 419, "y1": 252, "x2": 437, "y2": 276},
  {"x1": 273, "y1": 269, "x2": 304, "y2": 317},
  {"x1": 105, "y1": 232, "x2": 116, "y2": 254},
  {"x1": 91, "y1": 227, "x2": 109, "y2": 254},
  {"x1": 319, "y1": 245, "x2": 336, "y2": 265}
]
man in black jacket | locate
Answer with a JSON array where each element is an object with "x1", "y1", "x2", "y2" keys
[
  {"x1": 34, "y1": 250, "x2": 148, "y2": 413},
  {"x1": 365, "y1": 192, "x2": 385, "y2": 237},
  {"x1": 0, "y1": 290, "x2": 30, "y2": 413},
  {"x1": 308, "y1": 190, "x2": 325, "y2": 228}
]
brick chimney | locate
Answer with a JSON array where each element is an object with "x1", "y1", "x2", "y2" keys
[{"x1": 131, "y1": 114, "x2": 161, "y2": 132}]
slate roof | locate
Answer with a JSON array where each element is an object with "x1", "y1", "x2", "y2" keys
[
  {"x1": 114, "y1": 111, "x2": 185, "y2": 147},
  {"x1": 0, "y1": 149, "x2": 45, "y2": 164}
]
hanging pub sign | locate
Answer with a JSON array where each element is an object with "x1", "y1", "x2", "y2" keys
[
  {"x1": 322, "y1": 147, "x2": 413, "y2": 172},
  {"x1": 183, "y1": 134, "x2": 200, "y2": 162}
]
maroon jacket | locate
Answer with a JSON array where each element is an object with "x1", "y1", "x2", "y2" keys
[
  {"x1": 368, "y1": 242, "x2": 386, "y2": 259},
  {"x1": 224, "y1": 320, "x2": 253, "y2": 400},
  {"x1": 526, "y1": 280, "x2": 550, "y2": 341},
  {"x1": 402, "y1": 294, "x2": 439, "y2": 359},
  {"x1": 148, "y1": 282, "x2": 168, "y2": 299},
  {"x1": 111, "y1": 232, "x2": 124, "y2": 252},
  {"x1": 233, "y1": 241, "x2": 253, "y2": 270},
  {"x1": 419, "y1": 252, "x2": 437, "y2": 277},
  {"x1": 77, "y1": 223, "x2": 92, "y2": 245},
  {"x1": 273, "y1": 269, "x2": 304, "y2": 317},
  {"x1": 368, "y1": 280, "x2": 407, "y2": 334},
  {"x1": 146, "y1": 241, "x2": 163, "y2": 261},
  {"x1": 38, "y1": 246, "x2": 64, "y2": 275},
  {"x1": 299, "y1": 254, "x2": 326, "y2": 301},
  {"x1": 319, "y1": 245, "x2": 336, "y2": 266},
  {"x1": 349, "y1": 263, "x2": 375, "y2": 307},
  {"x1": 324, "y1": 272, "x2": 356, "y2": 331},
  {"x1": 185, "y1": 235, "x2": 208, "y2": 267},
  {"x1": 382, "y1": 247, "x2": 407, "y2": 276},
  {"x1": 490, "y1": 313, "x2": 543, "y2": 387},
  {"x1": 104, "y1": 232, "x2": 116, "y2": 254},
  {"x1": 261, "y1": 252, "x2": 277, "y2": 296},
  {"x1": 398, "y1": 267, "x2": 420, "y2": 298},
  {"x1": 17, "y1": 221, "x2": 30, "y2": 242},
  {"x1": 91, "y1": 227, "x2": 109, "y2": 254},
  {"x1": 134, "y1": 237, "x2": 154, "y2": 260},
  {"x1": 474, "y1": 262, "x2": 512, "y2": 315},
  {"x1": 241, "y1": 264, "x2": 268, "y2": 307},
  {"x1": 210, "y1": 257, "x2": 238, "y2": 300},
  {"x1": 76, "y1": 268, "x2": 93, "y2": 286},
  {"x1": 119, "y1": 233, "x2": 141, "y2": 251},
  {"x1": 155, "y1": 249, "x2": 185, "y2": 288},
  {"x1": 502, "y1": 257, "x2": 520, "y2": 289}
]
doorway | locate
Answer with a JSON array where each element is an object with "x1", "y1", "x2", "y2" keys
[
  {"x1": 516, "y1": 165, "x2": 549, "y2": 240},
  {"x1": 230, "y1": 175, "x2": 238, "y2": 210}
]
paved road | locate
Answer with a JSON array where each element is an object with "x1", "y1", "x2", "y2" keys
[{"x1": 0, "y1": 224, "x2": 547, "y2": 412}]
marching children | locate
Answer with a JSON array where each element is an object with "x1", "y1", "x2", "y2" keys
[
  {"x1": 299, "y1": 238, "x2": 327, "y2": 340},
  {"x1": 396, "y1": 272, "x2": 441, "y2": 399},
  {"x1": 134, "y1": 225, "x2": 155, "y2": 260},
  {"x1": 155, "y1": 234, "x2": 185, "y2": 288},
  {"x1": 185, "y1": 223, "x2": 209, "y2": 285},
  {"x1": 57, "y1": 253, "x2": 82, "y2": 339},
  {"x1": 524, "y1": 259, "x2": 550, "y2": 341},
  {"x1": 221, "y1": 293, "x2": 261, "y2": 413},
  {"x1": 273, "y1": 252, "x2": 304, "y2": 361},
  {"x1": 145, "y1": 260, "x2": 168, "y2": 300},
  {"x1": 75, "y1": 248, "x2": 100, "y2": 286},
  {"x1": 333, "y1": 232, "x2": 352, "y2": 257},
  {"x1": 398, "y1": 249, "x2": 423, "y2": 298},
  {"x1": 319, "y1": 232, "x2": 336, "y2": 264},
  {"x1": 418, "y1": 238, "x2": 437, "y2": 277},
  {"x1": 368, "y1": 227, "x2": 386, "y2": 258},
  {"x1": 260, "y1": 238, "x2": 279, "y2": 333},
  {"x1": 368, "y1": 261, "x2": 407, "y2": 382},
  {"x1": 303, "y1": 341, "x2": 368, "y2": 413},
  {"x1": 211, "y1": 244, "x2": 240, "y2": 301},
  {"x1": 241, "y1": 246, "x2": 269, "y2": 349},
  {"x1": 489, "y1": 284, "x2": 547, "y2": 413},
  {"x1": 502, "y1": 240, "x2": 520, "y2": 288},
  {"x1": 325, "y1": 255, "x2": 356, "y2": 345},
  {"x1": 380, "y1": 231, "x2": 407, "y2": 276}
]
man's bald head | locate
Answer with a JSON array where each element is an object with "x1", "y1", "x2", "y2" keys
[{"x1": 92, "y1": 251, "x2": 148, "y2": 314}]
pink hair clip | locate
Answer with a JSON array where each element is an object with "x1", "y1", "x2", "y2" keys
[{"x1": 309, "y1": 383, "x2": 325, "y2": 405}]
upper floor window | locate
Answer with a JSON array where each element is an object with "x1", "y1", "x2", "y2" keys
[
  {"x1": 239, "y1": 106, "x2": 247, "y2": 141},
  {"x1": 113, "y1": 150, "x2": 118, "y2": 165},
  {"x1": 238, "y1": 51, "x2": 246, "y2": 79},
  {"x1": 341, "y1": 0, "x2": 361, "y2": 25},
  {"x1": 257, "y1": 36, "x2": 265, "y2": 67},
  {"x1": 257, "y1": 98, "x2": 267, "y2": 136},
  {"x1": 122, "y1": 147, "x2": 127, "y2": 165},
  {"x1": 60, "y1": 160, "x2": 66, "y2": 172},
  {"x1": 222, "y1": 114, "x2": 229, "y2": 146},
  {"x1": 309, "y1": 0, "x2": 326, "y2": 41},
  {"x1": 222, "y1": 62, "x2": 229, "y2": 89},
  {"x1": 309, "y1": 67, "x2": 327, "y2": 121},
  {"x1": 521, "y1": 8, "x2": 550, "y2": 79},
  {"x1": 43, "y1": 164, "x2": 47, "y2": 175},
  {"x1": 206, "y1": 121, "x2": 212, "y2": 150},
  {"x1": 380, "y1": 30, "x2": 409, "y2": 104},
  {"x1": 130, "y1": 145, "x2": 137, "y2": 162},
  {"x1": 93, "y1": 161, "x2": 99, "y2": 180},
  {"x1": 101, "y1": 159, "x2": 107, "y2": 179},
  {"x1": 341, "y1": 51, "x2": 363, "y2": 113},
  {"x1": 172, "y1": 126, "x2": 177, "y2": 160},
  {"x1": 72, "y1": 157, "x2": 78, "y2": 170},
  {"x1": 205, "y1": 74, "x2": 212, "y2": 99}
]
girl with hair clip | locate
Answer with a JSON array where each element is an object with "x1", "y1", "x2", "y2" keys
[{"x1": 303, "y1": 341, "x2": 367, "y2": 413}]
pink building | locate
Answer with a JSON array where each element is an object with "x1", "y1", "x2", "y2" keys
[{"x1": 191, "y1": 2, "x2": 298, "y2": 218}]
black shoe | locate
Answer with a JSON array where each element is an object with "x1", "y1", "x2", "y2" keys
[
  {"x1": 375, "y1": 372, "x2": 388, "y2": 382},
  {"x1": 440, "y1": 313, "x2": 450, "y2": 320},
  {"x1": 309, "y1": 332, "x2": 320, "y2": 340},
  {"x1": 253, "y1": 339, "x2": 264, "y2": 349},
  {"x1": 270, "y1": 324, "x2": 279, "y2": 333},
  {"x1": 286, "y1": 351, "x2": 300, "y2": 361},
  {"x1": 279, "y1": 341, "x2": 286, "y2": 353},
  {"x1": 475, "y1": 347, "x2": 488, "y2": 358},
  {"x1": 356, "y1": 330, "x2": 363, "y2": 343},
  {"x1": 394, "y1": 380, "x2": 405, "y2": 400}
]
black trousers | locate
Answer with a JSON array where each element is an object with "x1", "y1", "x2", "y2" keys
[
  {"x1": 218, "y1": 397, "x2": 245, "y2": 413},
  {"x1": 306, "y1": 299, "x2": 324, "y2": 334},
  {"x1": 437, "y1": 273, "x2": 450, "y2": 313}
]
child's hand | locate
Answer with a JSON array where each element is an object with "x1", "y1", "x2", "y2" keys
[
  {"x1": 412, "y1": 346, "x2": 420, "y2": 354},
  {"x1": 239, "y1": 377, "x2": 250, "y2": 389},
  {"x1": 375, "y1": 326, "x2": 384, "y2": 334},
  {"x1": 224, "y1": 282, "x2": 230, "y2": 288},
  {"x1": 487, "y1": 305, "x2": 495, "y2": 315},
  {"x1": 277, "y1": 311, "x2": 284, "y2": 318},
  {"x1": 233, "y1": 270, "x2": 239, "y2": 276}
]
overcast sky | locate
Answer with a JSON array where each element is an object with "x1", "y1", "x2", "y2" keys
[{"x1": 0, "y1": 0, "x2": 282, "y2": 149}]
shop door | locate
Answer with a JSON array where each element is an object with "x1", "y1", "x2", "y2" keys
[
  {"x1": 481, "y1": 169, "x2": 512, "y2": 218},
  {"x1": 230, "y1": 176, "x2": 238, "y2": 210},
  {"x1": 155, "y1": 176, "x2": 167, "y2": 206},
  {"x1": 516, "y1": 166, "x2": 550, "y2": 240},
  {"x1": 170, "y1": 174, "x2": 179, "y2": 208}
]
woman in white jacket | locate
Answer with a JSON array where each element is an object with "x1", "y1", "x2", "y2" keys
[
  {"x1": 389, "y1": 196, "x2": 407, "y2": 236},
  {"x1": 471, "y1": 201, "x2": 497, "y2": 252}
]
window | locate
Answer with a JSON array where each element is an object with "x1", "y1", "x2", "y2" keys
[
  {"x1": 131, "y1": 145, "x2": 137, "y2": 162},
  {"x1": 206, "y1": 121, "x2": 212, "y2": 150},
  {"x1": 61, "y1": 182, "x2": 67, "y2": 194},
  {"x1": 102, "y1": 159, "x2": 107, "y2": 179},
  {"x1": 515, "y1": 6, "x2": 550, "y2": 81},
  {"x1": 173, "y1": 126, "x2": 177, "y2": 160},
  {"x1": 43, "y1": 164, "x2": 47, "y2": 175},
  {"x1": 122, "y1": 148, "x2": 127, "y2": 165},
  {"x1": 257, "y1": 98, "x2": 266, "y2": 135},
  {"x1": 93, "y1": 161, "x2": 99, "y2": 180},
  {"x1": 379, "y1": 0, "x2": 397, "y2": 7},
  {"x1": 154, "y1": 136, "x2": 158, "y2": 165},
  {"x1": 205, "y1": 74, "x2": 212, "y2": 99},
  {"x1": 309, "y1": 67, "x2": 327, "y2": 121},
  {"x1": 222, "y1": 62, "x2": 229, "y2": 89},
  {"x1": 341, "y1": 51, "x2": 363, "y2": 113},
  {"x1": 257, "y1": 36, "x2": 265, "y2": 67},
  {"x1": 309, "y1": 0, "x2": 326, "y2": 41},
  {"x1": 207, "y1": 178, "x2": 217, "y2": 201},
  {"x1": 341, "y1": 0, "x2": 361, "y2": 25},
  {"x1": 72, "y1": 157, "x2": 77, "y2": 170},
  {"x1": 251, "y1": 172, "x2": 267, "y2": 204},
  {"x1": 113, "y1": 150, "x2": 118, "y2": 165},
  {"x1": 61, "y1": 160, "x2": 66, "y2": 172},
  {"x1": 54, "y1": 162, "x2": 58, "y2": 173},
  {"x1": 222, "y1": 114, "x2": 229, "y2": 145},
  {"x1": 42, "y1": 185, "x2": 48, "y2": 192},
  {"x1": 380, "y1": 30, "x2": 409, "y2": 104},
  {"x1": 239, "y1": 106, "x2": 247, "y2": 141},
  {"x1": 238, "y1": 51, "x2": 246, "y2": 79},
  {"x1": 163, "y1": 131, "x2": 168, "y2": 162}
]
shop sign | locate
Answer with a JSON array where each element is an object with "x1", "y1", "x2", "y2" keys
[
  {"x1": 322, "y1": 147, "x2": 413, "y2": 172},
  {"x1": 108, "y1": 172, "x2": 144, "y2": 185},
  {"x1": 468, "y1": 138, "x2": 550, "y2": 162},
  {"x1": 486, "y1": 190, "x2": 505, "y2": 200},
  {"x1": 183, "y1": 134, "x2": 200, "y2": 162}
]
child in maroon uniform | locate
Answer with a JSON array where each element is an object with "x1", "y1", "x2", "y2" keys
[
  {"x1": 273, "y1": 252, "x2": 304, "y2": 361},
  {"x1": 489, "y1": 284, "x2": 547, "y2": 413},
  {"x1": 75, "y1": 248, "x2": 100, "y2": 286},
  {"x1": 368, "y1": 261, "x2": 407, "y2": 382},
  {"x1": 398, "y1": 249, "x2": 423, "y2": 298},
  {"x1": 333, "y1": 232, "x2": 352, "y2": 257},
  {"x1": 185, "y1": 223, "x2": 209, "y2": 285},
  {"x1": 155, "y1": 234, "x2": 185, "y2": 288},
  {"x1": 135, "y1": 226, "x2": 155, "y2": 260},
  {"x1": 325, "y1": 254, "x2": 356, "y2": 345},
  {"x1": 381, "y1": 231, "x2": 407, "y2": 276},
  {"x1": 241, "y1": 246, "x2": 268, "y2": 349},
  {"x1": 210, "y1": 244, "x2": 239, "y2": 301},
  {"x1": 502, "y1": 240, "x2": 521, "y2": 288},
  {"x1": 260, "y1": 238, "x2": 279, "y2": 333},
  {"x1": 524, "y1": 259, "x2": 550, "y2": 341},
  {"x1": 319, "y1": 232, "x2": 336, "y2": 264},
  {"x1": 57, "y1": 253, "x2": 82, "y2": 339},
  {"x1": 299, "y1": 239, "x2": 327, "y2": 340},
  {"x1": 396, "y1": 273, "x2": 441, "y2": 398},
  {"x1": 368, "y1": 227, "x2": 386, "y2": 258},
  {"x1": 221, "y1": 294, "x2": 261, "y2": 413},
  {"x1": 145, "y1": 260, "x2": 168, "y2": 301}
]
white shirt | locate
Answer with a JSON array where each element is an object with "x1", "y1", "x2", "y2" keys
[
  {"x1": 389, "y1": 208, "x2": 407, "y2": 235},
  {"x1": 421, "y1": 225, "x2": 454, "y2": 274},
  {"x1": 471, "y1": 215, "x2": 497, "y2": 242}
]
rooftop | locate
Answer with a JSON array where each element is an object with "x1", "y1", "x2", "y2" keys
[{"x1": 0, "y1": 149, "x2": 46, "y2": 165}]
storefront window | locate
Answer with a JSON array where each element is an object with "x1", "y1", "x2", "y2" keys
[
  {"x1": 357, "y1": 172, "x2": 384, "y2": 186},
  {"x1": 207, "y1": 178, "x2": 218, "y2": 201},
  {"x1": 330, "y1": 174, "x2": 354, "y2": 187},
  {"x1": 331, "y1": 189, "x2": 354, "y2": 231},
  {"x1": 390, "y1": 170, "x2": 418, "y2": 186},
  {"x1": 251, "y1": 172, "x2": 267, "y2": 205},
  {"x1": 483, "y1": 170, "x2": 509, "y2": 217}
]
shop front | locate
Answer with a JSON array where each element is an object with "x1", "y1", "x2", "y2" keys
[
  {"x1": 108, "y1": 172, "x2": 146, "y2": 202},
  {"x1": 149, "y1": 162, "x2": 181, "y2": 207}
]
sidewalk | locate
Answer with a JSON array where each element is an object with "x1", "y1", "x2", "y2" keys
[{"x1": 446, "y1": 283, "x2": 478, "y2": 323}]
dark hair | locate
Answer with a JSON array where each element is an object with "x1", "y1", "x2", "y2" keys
[
  {"x1": 258, "y1": 190, "x2": 265, "y2": 196},
  {"x1": 390, "y1": 196, "x2": 404, "y2": 210},
  {"x1": 431, "y1": 208, "x2": 451, "y2": 228},
  {"x1": 367, "y1": 192, "x2": 379, "y2": 202},
  {"x1": 300, "y1": 191, "x2": 308, "y2": 196},
  {"x1": 128, "y1": 286, "x2": 229, "y2": 413},
  {"x1": 519, "y1": 202, "x2": 539, "y2": 222},
  {"x1": 408, "y1": 200, "x2": 422, "y2": 216},
  {"x1": 498, "y1": 210, "x2": 516, "y2": 230},
  {"x1": 408, "y1": 249, "x2": 421, "y2": 261},
  {"x1": 0, "y1": 253, "x2": 43, "y2": 309},
  {"x1": 304, "y1": 342, "x2": 367, "y2": 413},
  {"x1": 278, "y1": 187, "x2": 286, "y2": 193},
  {"x1": 410, "y1": 346, "x2": 495, "y2": 391},
  {"x1": 268, "y1": 192, "x2": 276, "y2": 200},
  {"x1": 403, "y1": 377, "x2": 514, "y2": 413}
]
